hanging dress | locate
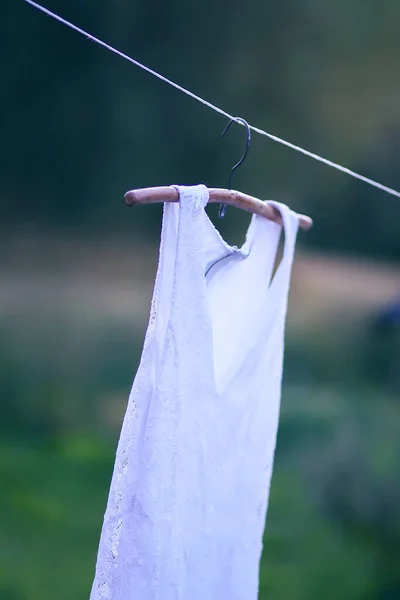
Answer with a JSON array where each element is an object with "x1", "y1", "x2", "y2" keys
[{"x1": 90, "y1": 184, "x2": 299, "y2": 600}]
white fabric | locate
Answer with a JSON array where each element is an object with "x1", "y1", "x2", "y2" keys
[{"x1": 90, "y1": 184, "x2": 299, "y2": 600}]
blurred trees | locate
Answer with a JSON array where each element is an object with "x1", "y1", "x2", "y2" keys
[{"x1": 2, "y1": 0, "x2": 400, "y2": 258}]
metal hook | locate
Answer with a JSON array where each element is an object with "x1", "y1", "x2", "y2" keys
[{"x1": 219, "y1": 117, "x2": 251, "y2": 219}]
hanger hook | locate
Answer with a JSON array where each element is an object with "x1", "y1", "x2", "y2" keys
[{"x1": 219, "y1": 117, "x2": 251, "y2": 219}]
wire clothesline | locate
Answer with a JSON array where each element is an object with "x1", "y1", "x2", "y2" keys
[{"x1": 25, "y1": 0, "x2": 400, "y2": 200}]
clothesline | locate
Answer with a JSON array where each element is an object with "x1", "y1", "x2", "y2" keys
[{"x1": 25, "y1": 0, "x2": 400, "y2": 200}]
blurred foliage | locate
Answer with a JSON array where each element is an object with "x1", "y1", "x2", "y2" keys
[
  {"x1": 3, "y1": 0, "x2": 400, "y2": 257},
  {"x1": 1, "y1": 314, "x2": 399, "y2": 599},
  {"x1": 1, "y1": 0, "x2": 400, "y2": 599}
]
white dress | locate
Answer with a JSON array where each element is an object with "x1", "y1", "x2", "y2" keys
[{"x1": 90, "y1": 184, "x2": 299, "y2": 600}]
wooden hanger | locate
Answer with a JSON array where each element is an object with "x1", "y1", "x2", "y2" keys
[
  {"x1": 124, "y1": 118, "x2": 312, "y2": 231},
  {"x1": 124, "y1": 186, "x2": 313, "y2": 231}
]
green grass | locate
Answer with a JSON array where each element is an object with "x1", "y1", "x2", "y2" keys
[
  {"x1": 1, "y1": 382, "x2": 398, "y2": 599},
  {"x1": 0, "y1": 309, "x2": 399, "y2": 599}
]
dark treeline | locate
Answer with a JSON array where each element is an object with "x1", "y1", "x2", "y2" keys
[{"x1": 2, "y1": 0, "x2": 400, "y2": 259}]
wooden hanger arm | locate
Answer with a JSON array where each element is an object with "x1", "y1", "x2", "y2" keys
[{"x1": 124, "y1": 186, "x2": 313, "y2": 230}]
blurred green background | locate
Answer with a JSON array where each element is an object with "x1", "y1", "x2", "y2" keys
[{"x1": 1, "y1": 1, "x2": 400, "y2": 598}]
